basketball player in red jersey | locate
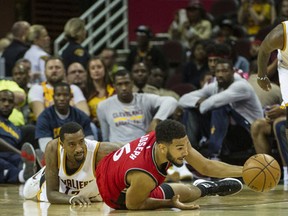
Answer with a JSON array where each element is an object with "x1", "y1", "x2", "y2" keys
[{"x1": 96, "y1": 119, "x2": 243, "y2": 210}]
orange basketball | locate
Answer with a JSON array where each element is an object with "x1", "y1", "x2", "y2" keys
[{"x1": 242, "y1": 154, "x2": 281, "y2": 192}]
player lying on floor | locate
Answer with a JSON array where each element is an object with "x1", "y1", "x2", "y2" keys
[{"x1": 24, "y1": 120, "x2": 243, "y2": 210}]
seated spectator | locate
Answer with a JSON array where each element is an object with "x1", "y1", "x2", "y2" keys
[
  {"x1": 238, "y1": 0, "x2": 276, "y2": 37},
  {"x1": 125, "y1": 25, "x2": 168, "y2": 72},
  {"x1": 0, "y1": 89, "x2": 37, "y2": 183},
  {"x1": 85, "y1": 57, "x2": 115, "y2": 135},
  {"x1": 24, "y1": 25, "x2": 50, "y2": 83},
  {"x1": 2, "y1": 21, "x2": 30, "y2": 77},
  {"x1": 170, "y1": 3, "x2": 212, "y2": 49},
  {"x1": 178, "y1": 58, "x2": 263, "y2": 161},
  {"x1": 225, "y1": 39, "x2": 250, "y2": 75},
  {"x1": 213, "y1": 19, "x2": 238, "y2": 44},
  {"x1": 100, "y1": 47, "x2": 125, "y2": 82},
  {"x1": 0, "y1": 79, "x2": 26, "y2": 126},
  {"x1": 12, "y1": 60, "x2": 33, "y2": 124},
  {"x1": 147, "y1": 67, "x2": 180, "y2": 100},
  {"x1": 97, "y1": 69, "x2": 178, "y2": 144},
  {"x1": 130, "y1": 62, "x2": 158, "y2": 94},
  {"x1": 28, "y1": 56, "x2": 90, "y2": 120},
  {"x1": 61, "y1": 18, "x2": 90, "y2": 70},
  {"x1": 66, "y1": 62, "x2": 87, "y2": 96},
  {"x1": 182, "y1": 39, "x2": 209, "y2": 89},
  {"x1": 251, "y1": 105, "x2": 288, "y2": 190},
  {"x1": 35, "y1": 82, "x2": 93, "y2": 153}
]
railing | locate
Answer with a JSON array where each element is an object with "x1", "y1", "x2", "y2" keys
[{"x1": 54, "y1": 0, "x2": 128, "y2": 56}]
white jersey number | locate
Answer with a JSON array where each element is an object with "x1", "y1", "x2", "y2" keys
[{"x1": 113, "y1": 143, "x2": 131, "y2": 161}]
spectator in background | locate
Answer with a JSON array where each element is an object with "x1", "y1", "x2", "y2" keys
[
  {"x1": 131, "y1": 62, "x2": 158, "y2": 94},
  {"x1": 179, "y1": 59, "x2": 263, "y2": 161},
  {"x1": 35, "y1": 82, "x2": 93, "y2": 153},
  {"x1": 170, "y1": 3, "x2": 212, "y2": 50},
  {"x1": 12, "y1": 59, "x2": 33, "y2": 124},
  {"x1": 12, "y1": 59, "x2": 31, "y2": 93},
  {"x1": 125, "y1": 25, "x2": 168, "y2": 72},
  {"x1": 238, "y1": 0, "x2": 276, "y2": 37},
  {"x1": 279, "y1": 0, "x2": 288, "y2": 19},
  {"x1": 0, "y1": 79, "x2": 26, "y2": 126},
  {"x1": 97, "y1": 69, "x2": 178, "y2": 144},
  {"x1": 2, "y1": 21, "x2": 30, "y2": 77},
  {"x1": 24, "y1": 25, "x2": 50, "y2": 83},
  {"x1": 61, "y1": 18, "x2": 90, "y2": 70},
  {"x1": 100, "y1": 47, "x2": 125, "y2": 81},
  {"x1": 213, "y1": 19, "x2": 238, "y2": 44},
  {"x1": 28, "y1": 56, "x2": 90, "y2": 120},
  {"x1": 0, "y1": 89, "x2": 37, "y2": 183},
  {"x1": 147, "y1": 67, "x2": 180, "y2": 100},
  {"x1": 86, "y1": 56, "x2": 115, "y2": 138},
  {"x1": 182, "y1": 39, "x2": 209, "y2": 89},
  {"x1": 66, "y1": 62, "x2": 87, "y2": 96}
]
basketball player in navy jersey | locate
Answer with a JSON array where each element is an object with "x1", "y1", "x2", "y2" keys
[{"x1": 96, "y1": 119, "x2": 243, "y2": 210}]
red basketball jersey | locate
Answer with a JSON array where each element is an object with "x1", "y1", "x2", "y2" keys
[{"x1": 96, "y1": 131, "x2": 170, "y2": 209}]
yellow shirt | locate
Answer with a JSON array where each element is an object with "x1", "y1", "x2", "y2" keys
[
  {"x1": 88, "y1": 84, "x2": 115, "y2": 118},
  {"x1": 0, "y1": 80, "x2": 26, "y2": 126},
  {"x1": 246, "y1": 3, "x2": 271, "y2": 35}
]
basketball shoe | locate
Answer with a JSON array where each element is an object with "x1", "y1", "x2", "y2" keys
[
  {"x1": 23, "y1": 167, "x2": 45, "y2": 199},
  {"x1": 21, "y1": 142, "x2": 37, "y2": 181},
  {"x1": 193, "y1": 178, "x2": 243, "y2": 196}
]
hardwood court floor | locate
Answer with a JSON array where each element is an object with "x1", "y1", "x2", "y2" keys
[{"x1": 1, "y1": 183, "x2": 288, "y2": 216}]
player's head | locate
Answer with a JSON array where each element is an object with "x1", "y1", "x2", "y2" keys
[
  {"x1": 53, "y1": 82, "x2": 72, "y2": 115},
  {"x1": 59, "y1": 122, "x2": 87, "y2": 164},
  {"x1": 156, "y1": 120, "x2": 189, "y2": 167},
  {"x1": 0, "y1": 90, "x2": 14, "y2": 118},
  {"x1": 113, "y1": 69, "x2": 134, "y2": 103}
]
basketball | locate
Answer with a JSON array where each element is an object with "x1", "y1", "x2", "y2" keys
[{"x1": 242, "y1": 154, "x2": 281, "y2": 192}]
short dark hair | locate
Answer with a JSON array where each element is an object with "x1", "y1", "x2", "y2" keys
[
  {"x1": 59, "y1": 122, "x2": 83, "y2": 142},
  {"x1": 113, "y1": 69, "x2": 131, "y2": 83},
  {"x1": 53, "y1": 82, "x2": 71, "y2": 93},
  {"x1": 216, "y1": 58, "x2": 233, "y2": 69},
  {"x1": 156, "y1": 120, "x2": 186, "y2": 144}
]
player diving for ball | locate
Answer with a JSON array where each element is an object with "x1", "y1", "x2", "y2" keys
[{"x1": 24, "y1": 120, "x2": 243, "y2": 209}]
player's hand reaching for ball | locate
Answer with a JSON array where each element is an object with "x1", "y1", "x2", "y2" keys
[
  {"x1": 257, "y1": 76, "x2": 271, "y2": 91},
  {"x1": 69, "y1": 196, "x2": 91, "y2": 205},
  {"x1": 171, "y1": 195, "x2": 200, "y2": 210}
]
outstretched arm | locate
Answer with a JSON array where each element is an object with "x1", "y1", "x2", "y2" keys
[
  {"x1": 257, "y1": 23, "x2": 283, "y2": 91},
  {"x1": 185, "y1": 137, "x2": 242, "y2": 178}
]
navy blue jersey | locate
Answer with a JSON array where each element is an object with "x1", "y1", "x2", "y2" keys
[
  {"x1": 0, "y1": 116, "x2": 22, "y2": 158},
  {"x1": 61, "y1": 40, "x2": 90, "y2": 70},
  {"x1": 35, "y1": 106, "x2": 93, "y2": 139}
]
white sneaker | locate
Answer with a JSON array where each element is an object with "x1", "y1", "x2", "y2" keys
[{"x1": 23, "y1": 167, "x2": 45, "y2": 199}]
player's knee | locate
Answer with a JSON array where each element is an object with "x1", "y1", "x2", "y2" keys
[{"x1": 251, "y1": 119, "x2": 266, "y2": 136}]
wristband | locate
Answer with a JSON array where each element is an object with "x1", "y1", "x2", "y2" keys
[
  {"x1": 257, "y1": 76, "x2": 268, "y2": 81},
  {"x1": 69, "y1": 196, "x2": 77, "y2": 204}
]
